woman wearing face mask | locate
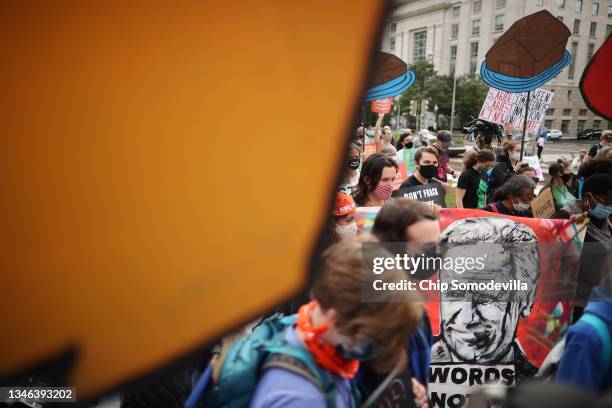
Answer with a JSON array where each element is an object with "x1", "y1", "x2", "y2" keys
[
  {"x1": 354, "y1": 153, "x2": 398, "y2": 207},
  {"x1": 329, "y1": 193, "x2": 358, "y2": 243},
  {"x1": 456, "y1": 150, "x2": 496, "y2": 209},
  {"x1": 250, "y1": 238, "x2": 421, "y2": 408},
  {"x1": 338, "y1": 144, "x2": 361, "y2": 197},
  {"x1": 558, "y1": 158, "x2": 578, "y2": 197},
  {"x1": 553, "y1": 168, "x2": 612, "y2": 322},
  {"x1": 548, "y1": 162, "x2": 576, "y2": 211},
  {"x1": 483, "y1": 175, "x2": 536, "y2": 217},
  {"x1": 488, "y1": 140, "x2": 523, "y2": 199}
]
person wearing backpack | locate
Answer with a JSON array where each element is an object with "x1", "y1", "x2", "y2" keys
[
  {"x1": 247, "y1": 238, "x2": 421, "y2": 408},
  {"x1": 555, "y1": 252, "x2": 612, "y2": 392}
]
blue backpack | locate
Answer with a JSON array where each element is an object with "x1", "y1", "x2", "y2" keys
[{"x1": 185, "y1": 314, "x2": 354, "y2": 408}]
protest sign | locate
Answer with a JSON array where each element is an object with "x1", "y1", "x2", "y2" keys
[
  {"x1": 364, "y1": 143, "x2": 377, "y2": 159},
  {"x1": 478, "y1": 88, "x2": 554, "y2": 134},
  {"x1": 521, "y1": 156, "x2": 544, "y2": 180},
  {"x1": 364, "y1": 367, "x2": 413, "y2": 407},
  {"x1": 354, "y1": 207, "x2": 380, "y2": 234},
  {"x1": 371, "y1": 97, "x2": 393, "y2": 114},
  {"x1": 531, "y1": 187, "x2": 555, "y2": 219},
  {"x1": 392, "y1": 183, "x2": 446, "y2": 207},
  {"x1": 430, "y1": 364, "x2": 515, "y2": 408},
  {"x1": 402, "y1": 147, "x2": 417, "y2": 175},
  {"x1": 426, "y1": 209, "x2": 583, "y2": 407}
]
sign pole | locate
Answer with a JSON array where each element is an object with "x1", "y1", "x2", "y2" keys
[{"x1": 519, "y1": 91, "x2": 531, "y2": 161}]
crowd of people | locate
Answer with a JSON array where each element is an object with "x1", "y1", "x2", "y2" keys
[{"x1": 177, "y1": 126, "x2": 612, "y2": 408}]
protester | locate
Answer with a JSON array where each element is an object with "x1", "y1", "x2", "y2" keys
[
  {"x1": 464, "y1": 132, "x2": 492, "y2": 159},
  {"x1": 517, "y1": 165, "x2": 539, "y2": 184},
  {"x1": 396, "y1": 130, "x2": 413, "y2": 151},
  {"x1": 488, "y1": 140, "x2": 523, "y2": 199},
  {"x1": 250, "y1": 238, "x2": 421, "y2": 407},
  {"x1": 431, "y1": 131, "x2": 459, "y2": 182},
  {"x1": 537, "y1": 133, "x2": 545, "y2": 159},
  {"x1": 572, "y1": 149, "x2": 588, "y2": 171},
  {"x1": 553, "y1": 161, "x2": 612, "y2": 319},
  {"x1": 361, "y1": 198, "x2": 439, "y2": 407},
  {"x1": 483, "y1": 175, "x2": 536, "y2": 217},
  {"x1": 354, "y1": 154, "x2": 397, "y2": 207},
  {"x1": 398, "y1": 146, "x2": 451, "y2": 194},
  {"x1": 327, "y1": 193, "x2": 358, "y2": 244},
  {"x1": 338, "y1": 143, "x2": 361, "y2": 197},
  {"x1": 547, "y1": 162, "x2": 576, "y2": 210},
  {"x1": 381, "y1": 145, "x2": 398, "y2": 162},
  {"x1": 596, "y1": 146, "x2": 612, "y2": 160},
  {"x1": 587, "y1": 130, "x2": 612, "y2": 160},
  {"x1": 559, "y1": 158, "x2": 578, "y2": 197},
  {"x1": 456, "y1": 150, "x2": 496, "y2": 209},
  {"x1": 555, "y1": 252, "x2": 612, "y2": 392}
]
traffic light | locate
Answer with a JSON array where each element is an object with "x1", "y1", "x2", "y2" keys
[
  {"x1": 409, "y1": 100, "x2": 417, "y2": 116},
  {"x1": 421, "y1": 99, "x2": 429, "y2": 113}
]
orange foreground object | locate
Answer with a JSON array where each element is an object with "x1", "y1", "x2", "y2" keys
[{"x1": 0, "y1": 1, "x2": 386, "y2": 398}]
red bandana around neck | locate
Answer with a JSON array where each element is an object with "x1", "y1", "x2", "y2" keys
[{"x1": 296, "y1": 300, "x2": 359, "y2": 379}]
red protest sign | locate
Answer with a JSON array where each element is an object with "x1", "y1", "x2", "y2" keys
[{"x1": 371, "y1": 97, "x2": 393, "y2": 114}]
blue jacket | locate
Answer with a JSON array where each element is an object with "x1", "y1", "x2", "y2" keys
[{"x1": 556, "y1": 285, "x2": 612, "y2": 392}]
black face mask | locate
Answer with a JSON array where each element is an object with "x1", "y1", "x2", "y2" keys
[
  {"x1": 418, "y1": 164, "x2": 437, "y2": 179},
  {"x1": 405, "y1": 141, "x2": 414, "y2": 149},
  {"x1": 409, "y1": 242, "x2": 443, "y2": 280},
  {"x1": 347, "y1": 158, "x2": 360, "y2": 170},
  {"x1": 561, "y1": 173, "x2": 572, "y2": 183}
]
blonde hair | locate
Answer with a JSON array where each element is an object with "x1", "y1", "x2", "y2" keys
[{"x1": 312, "y1": 236, "x2": 421, "y2": 373}]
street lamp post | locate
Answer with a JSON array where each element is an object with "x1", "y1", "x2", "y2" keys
[{"x1": 450, "y1": 73, "x2": 457, "y2": 132}]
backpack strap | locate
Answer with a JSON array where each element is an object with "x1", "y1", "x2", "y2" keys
[
  {"x1": 581, "y1": 314, "x2": 611, "y2": 380},
  {"x1": 264, "y1": 344, "x2": 337, "y2": 408}
]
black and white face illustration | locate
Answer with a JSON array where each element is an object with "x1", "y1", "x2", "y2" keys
[{"x1": 438, "y1": 218, "x2": 540, "y2": 364}]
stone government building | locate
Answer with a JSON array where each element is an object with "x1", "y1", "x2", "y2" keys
[{"x1": 383, "y1": 0, "x2": 612, "y2": 135}]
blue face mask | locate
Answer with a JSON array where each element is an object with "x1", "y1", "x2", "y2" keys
[
  {"x1": 335, "y1": 340, "x2": 376, "y2": 361},
  {"x1": 589, "y1": 202, "x2": 612, "y2": 219}
]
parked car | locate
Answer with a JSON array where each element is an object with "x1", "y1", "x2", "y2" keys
[
  {"x1": 577, "y1": 129, "x2": 602, "y2": 140},
  {"x1": 548, "y1": 129, "x2": 563, "y2": 140}
]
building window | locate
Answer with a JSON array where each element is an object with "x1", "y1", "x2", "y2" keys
[
  {"x1": 607, "y1": 25, "x2": 612, "y2": 37},
  {"x1": 577, "y1": 120, "x2": 586, "y2": 133},
  {"x1": 449, "y1": 45, "x2": 457, "y2": 75},
  {"x1": 576, "y1": 0, "x2": 582, "y2": 13},
  {"x1": 390, "y1": 37, "x2": 396, "y2": 51},
  {"x1": 559, "y1": 0, "x2": 565, "y2": 8},
  {"x1": 451, "y1": 23, "x2": 459, "y2": 39},
  {"x1": 609, "y1": 5, "x2": 612, "y2": 17},
  {"x1": 558, "y1": 15, "x2": 564, "y2": 21},
  {"x1": 568, "y1": 89, "x2": 572, "y2": 99},
  {"x1": 413, "y1": 31, "x2": 427, "y2": 62},
  {"x1": 561, "y1": 120, "x2": 570, "y2": 134},
  {"x1": 593, "y1": 119, "x2": 601, "y2": 129},
  {"x1": 472, "y1": 19, "x2": 481, "y2": 35},
  {"x1": 546, "y1": 108, "x2": 555, "y2": 115},
  {"x1": 452, "y1": 5, "x2": 461, "y2": 18},
  {"x1": 568, "y1": 42, "x2": 577, "y2": 79},
  {"x1": 544, "y1": 120, "x2": 554, "y2": 129},
  {"x1": 573, "y1": 19, "x2": 580, "y2": 34},
  {"x1": 563, "y1": 108, "x2": 572, "y2": 115},
  {"x1": 495, "y1": 15, "x2": 504, "y2": 31},
  {"x1": 579, "y1": 109, "x2": 587, "y2": 116},
  {"x1": 590, "y1": 22, "x2": 597, "y2": 37},
  {"x1": 496, "y1": 0, "x2": 506, "y2": 9},
  {"x1": 390, "y1": 22, "x2": 397, "y2": 33},
  {"x1": 587, "y1": 43, "x2": 595, "y2": 62},
  {"x1": 469, "y1": 42, "x2": 479, "y2": 74},
  {"x1": 592, "y1": 2, "x2": 599, "y2": 15},
  {"x1": 473, "y1": 0, "x2": 481, "y2": 13},
  {"x1": 536, "y1": 0, "x2": 544, "y2": 6}
]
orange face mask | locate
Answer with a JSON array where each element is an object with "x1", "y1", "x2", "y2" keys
[{"x1": 296, "y1": 300, "x2": 359, "y2": 379}]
